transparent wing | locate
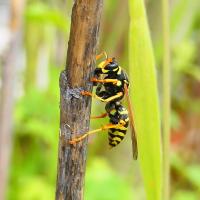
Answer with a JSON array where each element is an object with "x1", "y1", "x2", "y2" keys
[{"x1": 124, "y1": 84, "x2": 138, "y2": 160}]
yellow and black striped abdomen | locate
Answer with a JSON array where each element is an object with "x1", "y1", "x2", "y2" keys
[
  {"x1": 108, "y1": 128, "x2": 127, "y2": 147},
  {"x1": 105, "y1": 101, "x2": 129, "y2": 147}
]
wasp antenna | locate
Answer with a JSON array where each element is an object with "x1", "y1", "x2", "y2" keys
[
  {"x1": 103, "y1": 51, "x2": 108, "y2": 59},
  {"x1": 96, "y1": 51, "x2": 108, "y2": 61}
]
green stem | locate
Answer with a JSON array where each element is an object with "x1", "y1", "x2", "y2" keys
[{"x1": 162, "y1": 0, "x2": 171, "y2": 200}]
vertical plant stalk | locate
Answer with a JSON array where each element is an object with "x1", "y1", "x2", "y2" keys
[
  {"x1": 162, "y1": 0, "x2": 171, "y2": 199},
  {"x1": 0, "y1": 0, "x2": 24, "y2": 199},
  {"x1": 129, "y1": 0, "x2": 162, "y2": 200},
  {"x1": 55, "y1": 1, "x2": 103, "y2": 200}
]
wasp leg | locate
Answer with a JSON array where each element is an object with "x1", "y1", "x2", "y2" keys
[
  {"x1": 91, "y1": 112, "x2": 108, "y2": 119},
  {"x1": 69, "y1": 123, "x2": 121, "y2": 144},
  {"x1": 91, "y1": 107, "x2": 115, "y2": 119},
  {"x1": 80, "y1": 91, "x2": 93, "y2": 97},
  {"x1": 91, "y1": 77, "x2": 118, "y2": 85},
  {"x1": 80, "y1": 90, "x2": 107, "y2": 101},
  {"x1": 81, "y1": 91, "x2": 123, "y2": 103},
  {"x1": 100, "y1": 92, "x2": 123, "y2": 102}
]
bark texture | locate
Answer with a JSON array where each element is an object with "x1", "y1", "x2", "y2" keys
[{"x1": 56, "y1": 1, "x2": 103, "y2": 200}]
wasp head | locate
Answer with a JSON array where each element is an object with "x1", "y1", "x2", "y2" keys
[{"x1": 103, "y1": 58, "x2": 119, "y2": 74}]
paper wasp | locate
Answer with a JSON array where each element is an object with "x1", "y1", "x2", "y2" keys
[{"x1": 69, "y1": 52, "x2": 138, "y2": 159}]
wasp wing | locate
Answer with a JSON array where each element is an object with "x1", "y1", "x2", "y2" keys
[{"x1": 124, "y1": 84, "x2": 138, "y2": 160}]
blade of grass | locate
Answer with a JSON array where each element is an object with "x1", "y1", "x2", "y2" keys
[
  {"x1": 162, "y1": 0, "x2": 171, "y2": 200},
  {"x1": 128, "y1": 1, "x2": 162, "y2": 200}
]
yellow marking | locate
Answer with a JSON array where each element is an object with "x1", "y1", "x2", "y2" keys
[
  {"x1": 124, "y1": 80, "x2": 129, "y2": 84},
  {"x1": 118, "y1": 110, "x2": 128, "y2": 115},
  {"x1": 113, "y1": 68, "x2": 118, "y2": 72},
  {"x1": 124, "y1": 118, "x2": 129, "y2": 122},
  {"x1": 110, "y1": 124, "x2": 127, "y2": 131},
  {"x1": 117, "y1": 67, "x2": 122, "y2": 75},
  {"x1": 119, "y1": 120, "x2": 126, "y2": 126},
  {"x1": 102, "y1": 68, "x2": 109, "y2": 73},
  {"x1": 116, "y1": 81, "x2": 122, "y2": 86},
  {"x1": 98, "y1": 61, "x2": 107, "y2": 69},
  {"x1": 112, "y1": 137, "x2": 122, "y2": 142},
  {"x1": 118, "y1": 132, "x2": 126, "y2": 137},
  {"x1": 109, "y1": 131, "x2": 117, "y2": 136},
  {"x1": 111, "y1": 141, "x2": 117, "y2": 145},
  {"x1": 116, "y1": 126, "x2": 127, "y2": 131},
  {"x1": 111, "y1": 131, "x2": 125, "y2": 137}
]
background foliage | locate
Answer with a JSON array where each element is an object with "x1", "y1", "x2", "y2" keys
[{"x1": 0, "y1": 0, "x2": 200, "y2": 199}]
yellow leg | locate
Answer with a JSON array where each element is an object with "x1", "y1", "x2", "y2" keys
[
  {"x1": 69, "y1": 123, "x2": 121, "y2": 144},
  {"x1": 91, "y1": 77, "x2": 118, "y2": 84},
  {"x1": 81, "y1": 91, "x2": 123, "y2": 103},
  {"x1": 100, "y1": 92, "x2": 123, "y2": 102}
]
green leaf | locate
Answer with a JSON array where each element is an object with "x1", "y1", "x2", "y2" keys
[{"x1": 128, "y1": 1, "x2": 162, "y2": 200}]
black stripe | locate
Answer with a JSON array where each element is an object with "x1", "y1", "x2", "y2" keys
[
  {"x1": 109, "y1": 142, "x2": 116, "y2": 147},
  {"x1": 109, "y1": 130, "x2": 126, "y2": 135},
  {"x1": 109, "y1": 133, "x2": 124, "y2": 140},
  {"x1": 110, "y1": 129, "x2": 127, "y2": 134}
]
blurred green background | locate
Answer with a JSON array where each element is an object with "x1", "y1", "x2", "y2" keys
[{"x1": 0, "y1": 0, "x2": 200, "y2": 199}]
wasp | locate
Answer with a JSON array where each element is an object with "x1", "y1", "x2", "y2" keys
[{"x1": 69, "y1": 52, "x2": 138, "y2": 159}]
